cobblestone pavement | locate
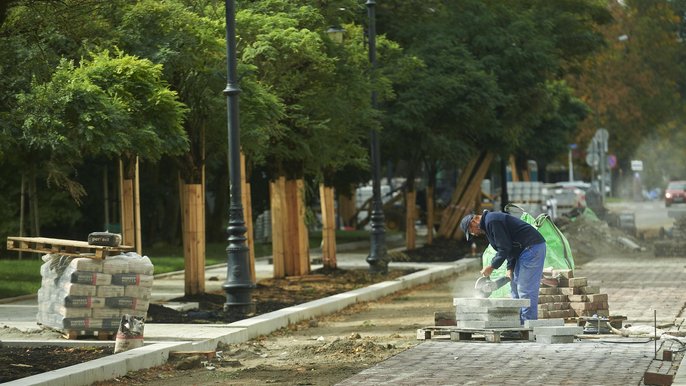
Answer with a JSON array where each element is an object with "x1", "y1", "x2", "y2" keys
[
  {"x1": 338, "y1": 252, "x2": 686, "y2": 385},
  {"x1": 576, "y1": 257, "x2": 686, "y2": 325},
  {"x1": 337, "y1": 339, "x2": 654, "y2": 386}
]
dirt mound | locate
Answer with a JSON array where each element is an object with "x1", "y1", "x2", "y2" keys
[
  {"x1": 147, "y1": 267, "x2": 418, "y2": 324},
  {"x1": 556, "y1": 213, "x2": 644, "y2": 261}
]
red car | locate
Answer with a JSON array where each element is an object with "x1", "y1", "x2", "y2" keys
[{"x1": 665, "y1": 181, "x2": 686, "y2": 207}]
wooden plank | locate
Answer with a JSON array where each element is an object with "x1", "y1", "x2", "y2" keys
[
  {"x1": 270, "y1": 177, "x2": 286, "y2": 278},
  {"x1": 134, "y1": 156, "x2": 142, "y2": 255},
  {"x1": 426, "y1": 186, "x2": 434, "y2": 245},
  {"x1": 438, "y1": 154, "x2": 481, "y2": 238},
  {"x1": 449, "y1": 152, "x2": 495, "y2": 240},
  {"x1": 182, "y1": 184, "x2": 205, "y2": 295},
  {"x1": 240, "y1": 152, "x2": 256, "y2": 282},
  {"x1": 296, "y1": 179, "x2": 310, "y2": 276},
  {"x1": 63, "y1": 330, "x2": 116, "y2": 340},
  {"x1": 405, "y1": 190, "x2": 416, "y2": 249},
  {"x1": 320, "y1": 184, "x2": 337, "y2": 269},
  {"x1": 284, "y1": 179, "x2": 298, "y2": 276},
  {"x1": 509, "y1": 155, "x2": 519, "y2": 182},
  {"x1": 434, "y1": 311, "x2": 457, "y2": 326},
  {"x1": 121, "y1": 178, "x2": 135, "y2": 248}
]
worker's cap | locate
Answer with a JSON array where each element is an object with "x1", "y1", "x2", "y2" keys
[{"x1": 459, "y1": 214, "x2": 474, "y2": 241}]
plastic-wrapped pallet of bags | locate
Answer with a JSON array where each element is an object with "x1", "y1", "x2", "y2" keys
[
  {"x1": 37, "y1": 254, "x2": 105, "y2": 331},
  {"x1": 37, "y1": 253, "x2": 154, "y2": 335},
  {"x1": 103, "y1": 253, "x2": 154, "y2": 318}
]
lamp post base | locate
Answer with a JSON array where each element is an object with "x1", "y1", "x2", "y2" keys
[
  {"x1": 223, "y1": 302, "x2": 256, "y2": 318},
  {"x1": 366, "y1": 232, "x2": 388, "y2": 274}
]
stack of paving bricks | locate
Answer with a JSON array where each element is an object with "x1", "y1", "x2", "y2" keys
[
  {"x1": 538, "y1": 268, "x2": 609, "y2": 320},
  {"x1": 644, "y1": 339, "x2": 685, "y2": 385},
  {"x1": 525, "y1": 319, "x2": 583, "y2": 343},
  {"x1": 37, "y1": 252, "x2": 154, "y2": 338},
  {"x1": 454, "y1": 298, "x2": 530, "y2": 329},
  {"x1": 654, "y1": 216, "x2": 686, "y2": 257}
]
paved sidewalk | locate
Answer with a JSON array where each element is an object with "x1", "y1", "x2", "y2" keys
[{"x1": 337, "y1": 253, "x2": 686, "y2": 385}]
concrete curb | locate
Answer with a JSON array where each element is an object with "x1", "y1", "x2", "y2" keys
[
  {"x1": 3, "y1": 258, "x2": 479, "y2": 386},
  {"x1": 2, "y1": 341, "x2": 191, "y2": 386}
]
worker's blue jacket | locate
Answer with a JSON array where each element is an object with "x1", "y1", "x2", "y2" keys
[{"x1": 479, "y1": 210, "x2": 545, "y2": 271}]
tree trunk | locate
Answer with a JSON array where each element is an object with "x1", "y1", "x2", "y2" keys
[{"x1": 319, "y1": 183, "x2": 337, "y2": 269}]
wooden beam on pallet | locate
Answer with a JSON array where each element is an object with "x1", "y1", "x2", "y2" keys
[{"x1": 6, "y1": 237, "x2": 133, "y2": 259}]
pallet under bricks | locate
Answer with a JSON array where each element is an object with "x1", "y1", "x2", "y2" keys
[{"x1": 538, "y1": 269, "x2": 610, "y2": 319}]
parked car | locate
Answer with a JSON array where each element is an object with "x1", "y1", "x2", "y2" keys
[
  {"x1": 664, "y1": 181, "x2": 686, "y2": 207},
  {"x1": 542, "y1": 181, "x2": 589, "y2": 211}
]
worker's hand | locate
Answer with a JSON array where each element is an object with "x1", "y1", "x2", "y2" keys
[
  {"x1": 505, "y1": 269, "x2": 513, "y2": 280},
  {"x1": 480, "y1": 265, "x2": 494, "y2": 277}
]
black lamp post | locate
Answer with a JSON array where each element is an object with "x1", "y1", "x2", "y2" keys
[
  {"x1": 365, "y1": 0, "x2": 388, "y2": 274},
  {"x1": 222, "y1": 0, "x2": 255, "y2": 317}
]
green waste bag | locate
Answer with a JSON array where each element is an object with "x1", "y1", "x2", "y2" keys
[{"x1": 481, "y1": 205, "x2": 575, "y2": 298}]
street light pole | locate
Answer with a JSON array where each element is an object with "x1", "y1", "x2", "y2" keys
[
  {"x1": 365, "y1": 0, "x2": 388, "y2": 274},
  {"x1": 222, "y1": 0, "x2": 255, "y2": 317}
]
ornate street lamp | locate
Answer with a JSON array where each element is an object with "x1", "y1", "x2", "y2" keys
[
  {"x1": 365, "y1": 0, "x2": 388, "y2": 274},
  {"x1": 222, "y1": 0, "x2": 255, "y2": 317},
  {"x1": 326, "y1": 26, "x2": 345, "y2": 44}
]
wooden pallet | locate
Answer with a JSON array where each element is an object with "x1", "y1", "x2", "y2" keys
[
  {"x1": 417, "y1": 326, "x2": 531, "y2": 343},
  {"x1": 63, "y1": 330, "x2": 117, "y2": 340},
  {"x1": 7, "y1": 237, "x2": 133, "y2": 259}
]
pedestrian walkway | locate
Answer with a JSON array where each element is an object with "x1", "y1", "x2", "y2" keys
[{"x1": 337, "y1": 253, "x2": 686, "y2": 385}]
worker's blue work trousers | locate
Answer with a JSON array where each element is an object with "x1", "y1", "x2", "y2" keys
[{"x1": 510, "y1": 242, "x2": 546, "y2": 324}]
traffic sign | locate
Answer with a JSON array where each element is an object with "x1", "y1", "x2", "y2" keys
[
  {"x1": 631, "y1": 160, "x2": 643, "y2": 171},
  {"x1": 586, "y1": 153, "x2": 599, "y2": 167}
]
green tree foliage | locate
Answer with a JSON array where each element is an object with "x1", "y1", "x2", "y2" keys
[
  {"x1": 237, "y1": 1, "x2": 405, "y2": 183},
  {"x1": 15, "y1": 51, "x2": 188, "y2": 200},
  {"x1": 377, "y1": 0, "x2": 608, "y2": 187},
  {"x1": 570, "y1": 0, "x2": 686, "y2": 169}
]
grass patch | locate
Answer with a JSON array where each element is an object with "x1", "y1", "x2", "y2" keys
[
  {"x1": 0, "y1": 230, "x2": 375, "y2": 299},
  {"x1": 0, "y1": 259, "x2": 43, "y2": 298}
]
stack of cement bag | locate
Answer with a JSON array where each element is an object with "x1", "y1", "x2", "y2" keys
[{"x1": 37, "y1": 252, "x2": 154, "y2": 334}]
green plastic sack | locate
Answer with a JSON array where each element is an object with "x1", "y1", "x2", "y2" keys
[{"x1": 481, "y1": 207, "x2": 574, "y2": 298}]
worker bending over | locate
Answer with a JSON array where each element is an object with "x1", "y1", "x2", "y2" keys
[{"x1": 460, "y1": 210, "x2": 546, "y2": 323}]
